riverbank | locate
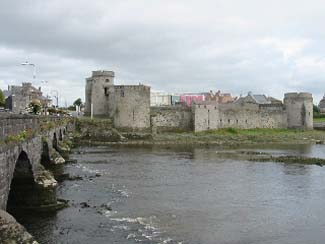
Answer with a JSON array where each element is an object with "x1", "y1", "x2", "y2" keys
[{"x1": 76, "y1": 126, "x2": 325, "y2": 147}]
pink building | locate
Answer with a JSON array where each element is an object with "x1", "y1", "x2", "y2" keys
[{"x1": 180, "y1": 94, "x2": 206, "y2": 107}]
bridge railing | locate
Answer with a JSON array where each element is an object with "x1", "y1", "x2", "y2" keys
[{"x1": 0, "y1": 114, "x2": 67, "y2": 139}]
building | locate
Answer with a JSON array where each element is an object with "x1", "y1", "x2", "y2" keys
[
  {"x1": 179, "y1": 93, "x2": 208, "y2": 107},
  {"x1": 206, "y1": 90, "x2": 236, "y2": 103},
  {"x1": 150, "y1": 92, "x2": 172, "y2": 106},
  {"x1": 85, "y1": 70, "x2": 150, "y2": 130},
  {"x1": 5, "y1": 83, "x2": 50, "y2": 114},
  {"x1": 234, "y1": 92, "x2": 283, "y2": 105}
]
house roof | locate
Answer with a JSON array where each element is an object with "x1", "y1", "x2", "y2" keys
[
  {"x1": 235, "y1": 93, "x2": 280, "y2": 105},
  {"x1": 250, "y1": 94, "x2": 271, "y2": 104}
]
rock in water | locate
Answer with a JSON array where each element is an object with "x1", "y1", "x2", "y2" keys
[{"x1": 0, "y1": 210, "x2": 38, "y2": 243}]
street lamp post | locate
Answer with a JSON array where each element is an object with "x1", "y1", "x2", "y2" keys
[{"x1": 51, "y1": 90, "x2": 59, "y2": 108}]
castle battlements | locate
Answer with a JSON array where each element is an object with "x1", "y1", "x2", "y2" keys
[{"x1": 85, "y1": 70, "x2": 313, "y2": 132}]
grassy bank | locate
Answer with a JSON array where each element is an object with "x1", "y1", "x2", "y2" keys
[
  {"x1": 314, "y1": 117, "x2": 325, "y2": 122},
  {"x1": 152, "y1": 128, "x2": 325, "y2": 146},
  {"x1": 75, "y1": 118, "x2": 325, "y2": 146}
]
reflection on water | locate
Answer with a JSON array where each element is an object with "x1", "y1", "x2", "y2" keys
[{"x1": 14, "y1": 144, "x2": 325, "y2": 244}]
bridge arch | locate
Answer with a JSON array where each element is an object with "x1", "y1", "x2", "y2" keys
[
  {"x1": 53, "y1": 132, "x2": 58, "y2": 151},
  {"x1": 41, "y1": 140, "x2": 51, "y2": 168},
  {"x1": 7, "y1": 151, "x2": 35, "y2": 211},
  {"x1": 59, "y1": 129, "x2": 63, "y2": 141}
]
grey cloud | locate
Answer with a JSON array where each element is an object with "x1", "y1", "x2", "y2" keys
[{"x1": 0, "y1": 0, "x2": 325, "y2": 105}]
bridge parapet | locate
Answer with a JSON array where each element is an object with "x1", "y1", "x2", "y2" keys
[{"x1": 0, "y1": 114, "x2": 68, "y2": 140}]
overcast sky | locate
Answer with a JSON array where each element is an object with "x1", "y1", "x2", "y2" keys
[{"x1": 0, "y1": 0, "x2": 324, "y2": 105}]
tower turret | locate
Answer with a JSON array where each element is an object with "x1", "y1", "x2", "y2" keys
[
  {"x1": 284, "y1": 92, "x2": 313, "y2": 130},
  {"x1": 84, "y1": 70, "x2": 115, "y2": 117}
]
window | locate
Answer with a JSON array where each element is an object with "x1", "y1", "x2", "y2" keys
[
  {"x1": 104, "y1": 88, "x2": 109, "y2": 96},
  {"x1": 105, "y1": 79, "x2": 110, "y2": 83},
  {"x1": 121, "y1": 90, "x2": 125, "y2": 97}
]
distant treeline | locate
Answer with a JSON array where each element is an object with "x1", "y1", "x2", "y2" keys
[{"x1": 313, "y1": 105, "x2": 325, "y2": 118}]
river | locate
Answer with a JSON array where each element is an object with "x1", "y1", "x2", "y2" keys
[{"x1": 14, "y1": 144, "x2": 325, "y2": 244}]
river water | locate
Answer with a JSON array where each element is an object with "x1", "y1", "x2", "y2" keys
[{"x1": 15, "y1": 144, "x2": 325, "y2": 244}]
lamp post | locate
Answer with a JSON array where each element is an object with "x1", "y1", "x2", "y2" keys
[
  {"x1": 51, "y1": 90, "x2": 59, "y2": 108},
  {"x1": 21, "y1": 61, "x2": 36, "y2": 79}
]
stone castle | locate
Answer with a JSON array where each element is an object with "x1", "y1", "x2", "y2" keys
[
  {"x1": 85, "y1": 71, "x2": 150, "y2": 129},
  {"x1": 85, "y1": 70, "x2": 313, "y2": 132}
]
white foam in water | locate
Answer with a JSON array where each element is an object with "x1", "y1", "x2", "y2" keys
[
  {"x1": 78, "y1": 164, "x2": 103, "y2": 174},
  {"x1": 110, "y1": 216, "x2": 181, "y2": 243},
  {"x1": 110, "y1": 217, "x2": 139, "y2": 223},
  {"x1": 162, "y1": 237, "x2": 173, "y2": 243},
  {"x1": 117, "y1": 189, "x2": 129, "y2": 197},
  {"x1": 126, "y1": 233, "x2": 137, "y2": 239},
  {"x1": 110, "y1": 225, "x2": 129, "y2": 231}
]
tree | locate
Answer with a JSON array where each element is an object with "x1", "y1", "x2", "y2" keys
[
  {"x1": 0, "y1": 89, "x2": 5, "y2": 108},
  {"x1": 67, "y1": 105, "x2": 76, "y2": 111},
  {"x1": 29, "y1": 100, "x2": 42, "y2": 114},
  {"x1": 73, "y1": 98, "x2": 82, "y2": 107},
  {"x1": 313, "y1": 104, "x2": 320, "y2": 114}
]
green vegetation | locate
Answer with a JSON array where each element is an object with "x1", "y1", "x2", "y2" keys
[
  {"x1": 40, "y1": 121, "x2": 55, "y2": 131},
  {"x1": 313, "y1": 104, "x2": 325, "y2": 120},
  {"x1": 313, "y1": 104, "x2": 320, "y2": 114},
  {"x1": 314, "y1": 117, "x2": 325, "y2": 122},
  {"x1": 75, "y1": 117, "x2": 112, "y2": 132},
  {"x1": 0, "y1": 89, "x2": 5, "y2": 107},
  {"x1": 29, "y1": 100, "x2": 42, "y2": 114},
  {"x1": 153, "y1": 128, "x2": 325, "y2": 146},
  {"x1": 195, "y1": 128, "x2": 296, "y2": 136},
  {"x1": 4, "y1": 129, "x2": 34, "y2": 143},
  {"x1": 73, "y1": 98, "x2": 82, "y2": 107},
  {"x1": 67, "y1": 105, "x2": 75, "y2": 111},
  {"x1": 47, "y1": 107, "x2": 70, "y2": 115}
]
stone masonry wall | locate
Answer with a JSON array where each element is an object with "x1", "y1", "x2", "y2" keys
[
  {"x1": 284, "y1": 93, "x2": 313, "y2": 130},
  {"x1": 114, "y1": 85, "x2": 150, "y2": 130},
  {"x1": 0, "y1": 123, "x2": 68, "y2": 210},
  {"x1": 151, "y1": 106, "x2": 193, "y2": 132},
  {"x1": 0, "y1": 137, "x2": 43, "y2": 210},
  {"x1": 194, "y1": 103, "x2": 287, "y2": 132}
]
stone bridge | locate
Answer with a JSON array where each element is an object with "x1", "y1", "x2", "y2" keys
[{"x1": 0, "y1": 114, "x2": 73, "y2": 243}]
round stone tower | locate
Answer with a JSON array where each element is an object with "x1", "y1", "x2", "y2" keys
[
  {"x1": 85, "y1": 70, "x2": 115, "y2": 117},
  {"x1": 284, "y1": 92, "x2": 313, "y2": 130}
]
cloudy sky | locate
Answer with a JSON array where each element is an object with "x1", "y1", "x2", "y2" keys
[{"x1": 0, "y1": 0, "x2": 324, "y2": 105}]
